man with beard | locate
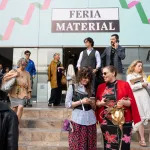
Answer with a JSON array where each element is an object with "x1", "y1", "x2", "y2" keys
[{"x1": 101, "y1": 34, "x2": 125, "y2": 79}]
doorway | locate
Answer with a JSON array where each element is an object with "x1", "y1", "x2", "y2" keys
[{"x1": 0, "y1": 48, "x2": 13, "y2": 73}]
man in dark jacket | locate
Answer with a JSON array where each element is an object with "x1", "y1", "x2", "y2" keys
[
  {"x1": 101, "y1": 34, "x2": 125, "y2": 79},
  {"x1": 0, "y1": 101, "x2": 18, "y2": 150}
]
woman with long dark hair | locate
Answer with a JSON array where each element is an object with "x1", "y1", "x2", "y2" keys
[{"x1": 65, "y1": 67, "x2": 97, "y2": 150}]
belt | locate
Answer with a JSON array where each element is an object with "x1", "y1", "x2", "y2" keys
[{"x1": 74, "y1": 104, "x2": 92, "y2": 111}]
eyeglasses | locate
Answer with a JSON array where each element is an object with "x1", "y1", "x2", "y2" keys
[{"x1": 102, "y1": 72, "x2": 108, "y2": 76}]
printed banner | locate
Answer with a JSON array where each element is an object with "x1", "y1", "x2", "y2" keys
[{"x1": 52, "y1": 8, "x2": 120, "y2": 32}]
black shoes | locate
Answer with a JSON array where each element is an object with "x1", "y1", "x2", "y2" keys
[
  {"x1": 24, "y1": 99, "x2": 32, "y2": 107},
  {"x1": 48, "y1": 103, "x2": 62, "y2": 107},
  {"x1": 48, "y1": 103, "x2": 54, "y2": 107},
  {"x1": 27, "y1": 100, "x2": 32, "y2": 107}
]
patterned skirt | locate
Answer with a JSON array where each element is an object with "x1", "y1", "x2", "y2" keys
[
  {"x1": 68, "y1": 121, "x2": 97, "y2": 150},
  {"x1": 101, "y1": 118, "x2": 132, "y2": 150}
]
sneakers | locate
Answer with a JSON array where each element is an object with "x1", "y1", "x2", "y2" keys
[{"x1": 27, "y1": 99, "x2": 32, "y2": 107}]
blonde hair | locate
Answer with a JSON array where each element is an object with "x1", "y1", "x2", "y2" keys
[{"x1": 127, "y1": 60, "x2": 145, "y2": 77}]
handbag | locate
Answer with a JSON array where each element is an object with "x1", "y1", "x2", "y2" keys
[
  {"x1": 1, "y1": 77, "x2": 16, "y2": 93},
  {"x1": 61, "y1": 74, "x2": 67, "y2": 85},
  {"x1": 110, "y1": 106, "x2": 125, "y2": 127},
  {"x1": 62, "y1": 108, "x2": 73, "y2": 132},
  {"x1": 62, "y1": 119, "x2": 73, "y2": 132},
  {"x1": 1, "y1": 69, "x2": 17, "y2": 92},
  {"x1": 130, "y1": 76, "x2": 143, "y2": 85},
  {"x1": 62, "y1": 84, "x2": 76, "y2": 132}
]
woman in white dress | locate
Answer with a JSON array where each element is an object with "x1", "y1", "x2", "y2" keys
[
  {"x1": 66, "y1": 62, "x2": 76, "y2": 88},
  {"x1": 127, "y1": 60, "x2": 150, "y2": 147}
]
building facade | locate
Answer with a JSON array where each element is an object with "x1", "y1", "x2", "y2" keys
[{"x1": 0, "y1": 0, "x2": 150, "y2": 101}]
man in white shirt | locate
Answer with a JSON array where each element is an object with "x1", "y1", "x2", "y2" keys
[{"x1": 77, "y1": 37, "x2": 101, "y2": 95}]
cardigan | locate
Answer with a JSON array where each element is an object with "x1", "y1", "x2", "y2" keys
[{"x1": 48, "y1": 60, "x2": 63, "y2": 88}]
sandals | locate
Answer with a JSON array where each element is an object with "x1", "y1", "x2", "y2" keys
[{"x1": 139, "y1": 140, "x2": 147, "y2": 147}]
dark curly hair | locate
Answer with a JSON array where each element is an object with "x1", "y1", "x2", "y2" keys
[
  {"x1": 84, "y1": 37, "x2": 94, "y2": 47},
  {"x1": 77, "y1": 67, "x2": 93, "y2": 96}
]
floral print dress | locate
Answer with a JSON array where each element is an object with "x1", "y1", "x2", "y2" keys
[{"x1": 101, "y1": 81, "x2": 132, "y2": 150}]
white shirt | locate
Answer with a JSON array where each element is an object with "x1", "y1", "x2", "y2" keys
[
  {"x1": 77, "y1": 49, "x2": 101, "y2": 69},
  {"x1": 65, "y1": 84, "x2": 96, "y2": 125}
]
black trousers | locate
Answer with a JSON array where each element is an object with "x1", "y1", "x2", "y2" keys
[
  {"x1": 49, "y1": 87, "x2": 62, "y2": 105},
  {"x1": 101, "y1": 118, "x2": 132, "y2": 150}
]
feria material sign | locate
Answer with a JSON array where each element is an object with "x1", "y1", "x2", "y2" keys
[{"x1": 52, "y1": 8, "x2": 120, "y2": 32}]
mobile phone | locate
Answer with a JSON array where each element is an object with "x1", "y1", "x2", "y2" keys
[{"x1": 90, "y1": 97, "x2": 95, "y2": 101}]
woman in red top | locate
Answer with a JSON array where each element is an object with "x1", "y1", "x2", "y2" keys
[{"x1": 96, "y1": 66, "x2": 141, "y2": 150}]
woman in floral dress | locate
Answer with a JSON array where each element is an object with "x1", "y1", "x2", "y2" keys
[{"x1": 96, "y1": 66, "x2": 141, "y2": 150}]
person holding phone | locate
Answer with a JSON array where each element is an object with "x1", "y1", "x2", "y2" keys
[
  {"x1": 96, "y1": 66, "x2": 141, "y2": 150},
  {"x1": 65, "y1": 67, "x2": 97, "y2": 150},
  {"x1": 101, "y1": 34, "x2": 125, "y2": 79}
]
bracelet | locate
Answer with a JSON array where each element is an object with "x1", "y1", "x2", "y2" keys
[{"x1": 80, "y1": 99, "x2": 82, "y2": 104}]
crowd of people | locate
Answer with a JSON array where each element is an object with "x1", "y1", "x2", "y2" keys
[
  {"x1": 64, "y1": 35, "x2": 150, "y2": 150},
  {"x1": 0, "y1": 34, "x2": 150, "y2": 150},
  {"x1": 0, "y1": 50, "x2": 36, "y2": 150}
]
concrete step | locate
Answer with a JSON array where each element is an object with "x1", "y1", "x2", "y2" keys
[
  {"x1": 20, "y1": 118, "x2": 150, "y2": 143},
  {"x1": 19, "y1": 128, "x2": 103, "y2": 142},
  {"x1": 20, "y1": 118, "x2": 63, "y2": 129},
  {"x1": 132, "y1": 129, "x2": 150, "y2": 143},
  {"x1": 19, "y1": 141, "x2": 150, "y2": 150},
  {"x1": 19, "y1": 128, "x2": 67, "y2": 142},
  {"x1": 22, "y1": 108, "x2": 72, "y2": 120},
  {"x1": 131, "y1": 142, "x2": 150, "y2": 150},
  {"x1": 19, "y1": 107, "x2": 150, "y2": 149},
  {"x1": 19, "y1": 141, "x2": 103, "y2": 150}
]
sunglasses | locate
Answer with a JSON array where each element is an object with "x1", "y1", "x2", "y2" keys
[{"x1": 21, "y1": 63, "x2": 27, "y2": 66}]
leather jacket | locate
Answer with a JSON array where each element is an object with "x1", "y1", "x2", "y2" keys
[{"x1": 0, "y1": 102, "x2": 18, "y2": 150}]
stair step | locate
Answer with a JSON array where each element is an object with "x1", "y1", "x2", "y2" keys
[
  {"x1": 20, "y1": 118, "x2": 63, "y2": 129},
  {"x1": 22, "y1": 108, "x2": 72, "y2": 120},
  {"x1": 19, "y1": 141, "x2": 150, "y2": 150},
  {"x1": 131, "y1": 142, "x2": 150, "y2": 150},
  {"x1": 19, "y1": 128, "x2": 103, "y2": 142},
  {"x1": 19, "y1": 107, "x2": 150, "y2": 149},
  {"x1": 132, "y1": 130, "x2": 150, "y2": 142},
  {"x1": 19, "y1": 128, "x2": 67, "y2": 142},
  {"x1": 19, "y1": 141, "x2": 103, "y2": 150}
]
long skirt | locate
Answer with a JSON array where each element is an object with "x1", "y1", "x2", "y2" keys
[
  {"x1": 101, "y1": 118, "x2": 132, "y2": 150},
  {"x1": 68, "y1": 121, "x2": 97, "y2": 150}
]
